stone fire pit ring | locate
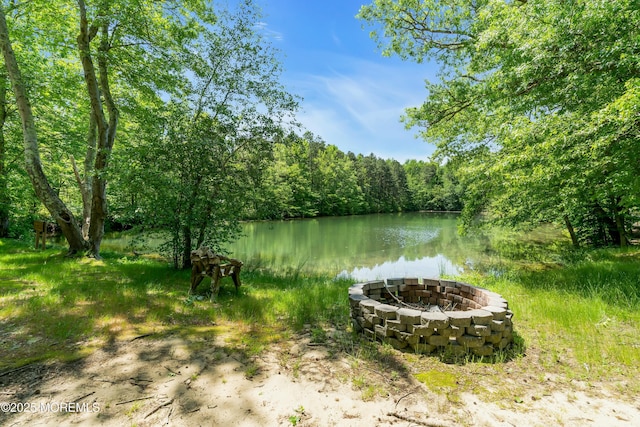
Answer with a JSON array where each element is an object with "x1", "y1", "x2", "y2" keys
[{"x1": 348, "y1": 278, "x2": 514, "y2": 356}]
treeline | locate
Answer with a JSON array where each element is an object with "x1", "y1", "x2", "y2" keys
[
  {"x1": 106, "y1": 130, "x2": 462, "y2": 228},
  {"x1": 239, "y1": 133, "x2": 462, "y2": 220}
]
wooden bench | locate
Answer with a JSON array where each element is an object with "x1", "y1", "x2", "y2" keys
[{"x1": 189, "y1": 247, "x2": 243, "y2": 300}]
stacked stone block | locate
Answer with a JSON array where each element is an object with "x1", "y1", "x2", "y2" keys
[{"x1": 349, "y1": 278, "x2": 514, "y2": 356}]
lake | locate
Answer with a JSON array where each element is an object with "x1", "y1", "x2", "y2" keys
[
  {"x1": 222, "y1": 212, "x2": 486, "y2": 281},
  {"x1": 101, "y1": 212, "x2": 563, "y2": 280}
]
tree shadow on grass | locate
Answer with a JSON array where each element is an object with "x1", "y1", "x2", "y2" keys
[
  {"x1": 2, "y1": 240, "x2": 337, "y2": 371},
  {"x1": 1, "y1": 240, "x2": 435, "y2": 414}
]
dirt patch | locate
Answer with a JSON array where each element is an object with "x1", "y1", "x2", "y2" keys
[{"x1": 1, "y1": 331, "x2": 639, "y2": 427}]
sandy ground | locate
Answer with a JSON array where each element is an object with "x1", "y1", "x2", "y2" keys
[{"x1": 1, "y1": 331, "x2": 640, "y2": 427}]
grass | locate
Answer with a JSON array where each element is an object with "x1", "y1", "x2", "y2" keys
[
  {"x1": 465, "y1": 247, "x2": 640, "y2": 380},
  {"x1": 0, "y1": 238, "x2": 350, "y2": 370},
  {"x1": 1, "y1": 235, "x2": 640, "y2": 407}
]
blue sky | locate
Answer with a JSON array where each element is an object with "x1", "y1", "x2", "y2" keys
[{"x1": 251, "y1": 0, "x2": 439, "y2": 162}]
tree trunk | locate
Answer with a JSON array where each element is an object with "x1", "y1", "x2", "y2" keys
[
  {"x1": 180, "y1": 173, "x2": 204, "y2": 269},
  {"x1": 70, "y1": 114, "x2": 96, "y2": 240},
  {"x1": 195, "y1": 211, "x2": 209, "y2": 251},
  {"x1": 77, "y1": 2, "x2": 119, "y2": 259},
  {"x1": 614, "y1": 202, "x2": 628, "y2": 248},
  {"x1": 182, "y1": 225, "x2": 192, "y2": 269},
  {"x1": 0, "y1": 71, "x2": 9, "y2": 237},
  {"x1": 592, "y1": 203, "x2": 620, "y2": 246},
  {"x1": 563, "y1": 215, "x2": 579, "y2": 248},
  {"x1": 0, "y1": 5, "x2": 86, "y2": 253}
]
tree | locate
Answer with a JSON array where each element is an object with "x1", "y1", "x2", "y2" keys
[
  {"x1": 0, "y1": 70, "x2": 9, "y2": 236},
  {"x1": 1, "y1": 0, "x2": 215, "y2": 256},
  {"x1": 0, "y1": 3, "x2": 87, "y2": 252},
  {"x1": 314, "y1": 144, "x2": 364, "y2": 216},
  {"x1": 260, "y1": 137, "x2": 318, "y2": 219},
  {"x1": 0, "y1": 66, "x2": 37, "y2": 239},
  {"x1": 359, "y1": 0, "x2": 640, "y2": 246},
  {"x1": 117, "y1": 0, "x2": 298, "y2": 268},
  {"x1": 403, "y1": 159, "x2": 463, "y2": 212},
  {"x1": 386, "y1": 159, "x2": 410, "y2": 211}
]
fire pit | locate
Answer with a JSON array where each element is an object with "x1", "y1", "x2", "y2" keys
[{"x1": 349, "y1": 278, "x2": 514, "y2": 356}]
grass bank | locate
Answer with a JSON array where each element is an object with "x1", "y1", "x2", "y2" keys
[{"x1": 1, "y1": 237, "x2": 639, "y2": 401}]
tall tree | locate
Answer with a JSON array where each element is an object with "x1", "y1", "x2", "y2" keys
[
  {"x1": 117, "y1": 0, "x2": 298, "y2": 268},
  {"x1": 404, "y1": 159, "x2": 438, "y2": 210},
  {"x1": 0, "y1": 3, "x2": 87, "y2": 252},
  {"x1": 1, "y1": 0, "x2": 215, "y2": 256},
  {"x1": 260, "y1": 138, "x2": 318, "y2": 219},
  {"x1": 386, "y1": 159, "x2": 410, "y2": 211},
  {"x1": 0, "y1": 70, "x2": 9, "y2": 236},
  {"x1": 314, "y1": 144, "x2": 363, "y2": 216},
  {"x1": 359, "y1": 0, "x2": 640, "y2": 246}
]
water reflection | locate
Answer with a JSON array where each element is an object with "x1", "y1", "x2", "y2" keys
[
  {"x1": 337, "y1": 254, "x2": 463, "y2": 281},
  {"x1": 224, "y1": 212, "x2": 475, "y2": 280},
  {"x1": 100, "y1": 212, "x2": 563, "y2": 280}
]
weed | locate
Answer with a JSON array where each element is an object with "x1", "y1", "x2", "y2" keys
[
  {"x1": 361, "y1": 385, "x2": 378, "y2": 401},
  {"x1": 292, "y1": 360, "x2": 301, "y2": 379},
  {"x1": 415, "y1": 370, "x2": 457, "y2": 391},
  {"x1": 288, "y1": 415, "x2": 300, "y2": 426},
  {"x1": 244, "y1": 362, "x2": 260, "y2": 379},
  {"x1": 446, "y1": 391, "x2": 462, "y2": 404},
  {"x1": 311, "y1": 327, "x2": 327, "y2": 344},
  {"x1": 352, "y1": 375, "x2": 366, "y2": 390},
  {"x1": 125, "y1": 401, "x2": 142, "y2": 418},
  {"x1": 288, "y1": 406, "x2": 306, "y2": 425}
]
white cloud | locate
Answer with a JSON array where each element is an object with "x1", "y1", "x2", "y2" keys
[
  {"x1": 254, "y1": 21, "x2": 284, "y2": 41},
  {"x1": 287, "y1": 54, "x2": 435, "y2": 161},
  {"x1": 331, "y1": 31, "x2": 342, "y2": 47}
]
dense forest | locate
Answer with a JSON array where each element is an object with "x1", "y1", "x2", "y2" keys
[
  {"x1": 233, "y1": 133, "x2": 463, "y2": 220},
  {"x1": 1, "y1": 0, "x2": 639, "y2": 268}
]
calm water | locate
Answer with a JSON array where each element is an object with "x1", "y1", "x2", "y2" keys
[
  {"x1": 223, "y1": 212, "x2": 483, "y2": 281},
  {"x1": 102, "y1": 212, "x2": 563, "y2": 280}
]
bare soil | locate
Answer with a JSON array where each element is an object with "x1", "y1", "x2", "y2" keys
[{"x1": 1, "y1": 330, "x2": 639, "y2": 427}]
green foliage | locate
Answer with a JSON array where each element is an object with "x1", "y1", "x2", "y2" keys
[
  {"x1": 108, "y1": 1, "x2": 298, "y2": 268},
  {"x1": 314, "y1": 144, "x2": 364, "y2": 216},
  {"x1": 245, "y1": 131, "x2": 464, "y2": 220},
  {"x1": 1, "y1": 0, "x2": 219, "y2": 255},
  {"x1": 404, "y1": 159, "x2": 463, "y2": 211},
  {"x1": 359, "y1": 0, "x2": 640, "y2": 247},
  {"x1": 254, "y1": 135, "x2": 319, "y2": 219},
  {"x1": 2, "y1": 0, "x2": 468, "y2": 247}
]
